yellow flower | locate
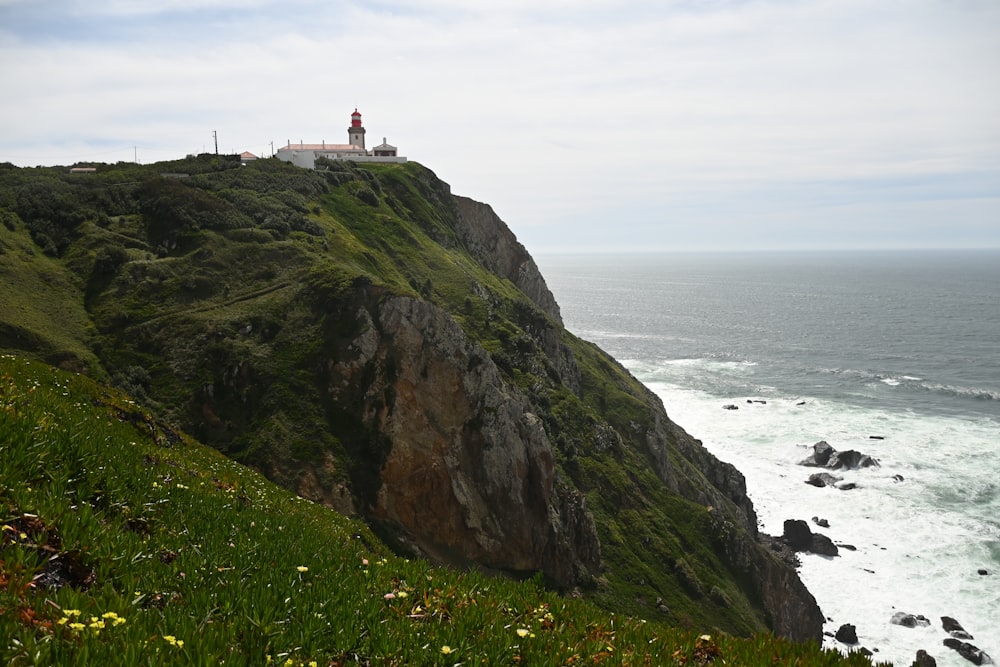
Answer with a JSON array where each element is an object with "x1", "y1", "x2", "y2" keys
[
  {"x1": 516, "y1": 628, "x2": 530, "y2": 638},
  {"x1": 64, "y1": 609, "x2": 81, "y2": 617},
  {"x1": 309, "y1": 662, "x2": 318, "y2": 667},
  {"x1": 296, "y1": 566, "x2": 309, "y2": 573},
  {"x1": 69, "y1": 622, "x2": 85, "y2": 631},
  {"x1": 57, "y1": 617, "x2": 69, "y2": 625},
  {"x1": 397, "y1": 591, "x2": 408, "y2": 598},
  {"x1": 441, "y1": 646, "x2": 454, "y2": 655},
  {"x1": 164, "y1": 635, "x2": 177, "y2": 645}
]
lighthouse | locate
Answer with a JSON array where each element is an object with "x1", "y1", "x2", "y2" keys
[{"x1": 348, "y1": 108, "x2": 366, "y2": 151}]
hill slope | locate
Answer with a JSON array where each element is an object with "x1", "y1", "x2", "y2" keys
[
  {"x1": 1, "y1": 156, "x2": 820, "y2": 640},
  {"x1": 1, "y1": 355, "x2": 886, "y2": 665}
]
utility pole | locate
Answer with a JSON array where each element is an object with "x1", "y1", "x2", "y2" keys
[
  {"x1": 213, "y1": 130, "x2": 218, "y2": 155},
  {"x1": 270, "y1": 141, "x2": 274, "y2": 157},
  {"x1": 134, "y1": 146, "x2": 137, "y2": 164}
]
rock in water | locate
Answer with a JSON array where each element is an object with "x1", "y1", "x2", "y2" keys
[
  {"x1": 943, "y1": 638, "x2": 993, "y2": 665},
  {"x1": 811, "y1": 516, "x2": 830, "y2": 528},
  {"x1": 810, "y1": 533, "x2": 839, "y2": 557},
  {"x1": 911, "y1": 649, "x2": 937, "y2": 667},
  {"x1": 806, "y1": 472, "x2": 842, "y2": 488},
  {"x1": 782, "y1": 520, "x2": 814, "y2": 551},
  {"x1": 942, "y1": 616, "x2": 975, "y2": 640},
  {"x1": 835, "y1": 623, "x2": 858, "y2": 645},
  {"x1": 892, "y1": 612, "x2": 931, "y2": 628},
  {"x1": 800, "y1": 441, "x2": 835, "y2": 467}
]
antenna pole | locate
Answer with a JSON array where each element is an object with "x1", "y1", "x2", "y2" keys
[{"x1": 213, "y1": 130, "x2": 218, "y2": 155}]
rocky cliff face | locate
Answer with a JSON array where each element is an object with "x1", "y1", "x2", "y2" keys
[
  {"x1": 324, "y1": 294, "x2": 599, "y2": 586},
  {"x1": 452, "y1": 196, "x2": 562, "y2": 325}
]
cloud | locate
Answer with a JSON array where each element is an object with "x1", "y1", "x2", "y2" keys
[{"x1": 1, "y1": 0, "x2": 998, "y2": 250}]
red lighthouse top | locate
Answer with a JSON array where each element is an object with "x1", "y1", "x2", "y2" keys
[{"x1": 350, "y1": 109, "x2": 363, "y2": 128}]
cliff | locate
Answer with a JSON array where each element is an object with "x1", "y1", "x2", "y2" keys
[{"x1": 0, "y1": 156, "x2": 822, "y2": 640}]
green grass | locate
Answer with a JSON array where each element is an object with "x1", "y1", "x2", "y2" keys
[{"x1": 0, "y1": 355, "x2": 886, "y2": 666}]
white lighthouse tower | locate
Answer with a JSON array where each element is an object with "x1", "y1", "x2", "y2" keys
[{"x1": 348, "y1": 108, "x2": 366, "y2": 152}]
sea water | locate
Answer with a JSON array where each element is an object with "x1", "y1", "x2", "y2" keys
[{"x1": 536, "y1": 250, "x2": 1000, "y2": 667}]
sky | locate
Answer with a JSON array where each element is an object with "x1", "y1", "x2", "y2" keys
[{"x1": 1, "y1": 0, "x2": 998, "y2": 253}]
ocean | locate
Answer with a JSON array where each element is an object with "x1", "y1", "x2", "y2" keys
[{"x1": 536, "y1": 250, "x2": 1000, "y2": 667}]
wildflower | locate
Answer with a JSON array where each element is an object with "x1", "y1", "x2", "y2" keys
[
  {"x1": 89, "y1": 620, "x2": 106, "y2": 630},
  {"x1": 384, "y1": 593, "x2": 396, "y2": 600},
  {"x1": 309, "y1": 662, "x2": 318, "y2": 667},
  {"x1": 441, "y1": 645, "x2": 455, "y2": 655},
  {"x1": 362, "y1": 558, "x2": 369, "y2": 566},
  {"x1": 64, "y1": 609, "x2": 82, "y2": 617},
  {"x1": 516, "y1": 628, "x2": 530, "y2": 638},
  {"x1": 69, "y1": 622, "x2": 86, "y2": 631},
  {"x1": 397, "y1": 591, "x2": 408, "y2": 598},
  {"x1": 297, "y1": 566, "x2": 309, "y2": 573},
  {"x1": 57, "y1": 617, "x2": 69, "y2": 625}
]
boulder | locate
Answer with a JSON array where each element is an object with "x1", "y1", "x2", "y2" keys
[
  {"x1": 978, "y1": 569, "x2": 989, "y2": 576},
  {"x1": 798, "y1": 441, "x2": 880, "y2": 470},
  {"x1": 782, "y1": 519, "x2": 838, "y2": 556},
  {"x1": 911, "y1": 649, "x2": 937, "y2": 667},
  {"x1": 800, "y1": 441, "x2": 835, "y2": 467},
  {"x1": 892, "y1": 612, "x2": 931, "y2": 628},
  {"x1": 810, "y1": 533, "x2": 839, "y2": 557},
  {"x1": 835, "y1": 623, "x2": 858, "y2": 645},
  {"x1": 723, "y1": 404, "x2": 739, "y2": 410},
  {"x1": 828, "y1": 449, "x2": 880, "y2": 470},
  {"x1": 811, "y1": 516, "x2": 830, "y2": 528},
  {"x1": 943, "y1": 616, "x2": 975, "y2": 640},
  {"x1": 943, "y1": 638, "x2": 993, "y2": 665},
  {"x1": 782, "y1": 519, "x2": 814, "y2": 552},
  {"x1": 806, "y1": 472, "x2": 843, "y2": 488}
]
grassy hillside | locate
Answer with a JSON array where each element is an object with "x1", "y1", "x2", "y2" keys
[
  {"x1": 0, "y1": 355, "x2": 883, "y2": 665},
  {"x1": 2, "y1": 155, "x2": 830, "y2": 645}
]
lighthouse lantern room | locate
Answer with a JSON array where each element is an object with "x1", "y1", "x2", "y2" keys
[{"x1": 348, "y1": 108, "x2": 366, "y2": 151}]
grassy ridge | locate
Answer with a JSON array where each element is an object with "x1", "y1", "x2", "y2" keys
[{"x1": 0, "y1": 355, "x2": 883, "y2": 665}]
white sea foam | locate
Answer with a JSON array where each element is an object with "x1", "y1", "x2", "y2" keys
[{"x1": 643, "y1": 373, "x2": 1000, "y2": 667}]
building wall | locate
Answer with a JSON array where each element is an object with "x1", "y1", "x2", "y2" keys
[{"x1": 276, "y1": 150, "x2": 407, "y2": 167}]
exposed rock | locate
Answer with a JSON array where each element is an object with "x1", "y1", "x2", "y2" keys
[
  {"x1": 943, "y1": 638, "x2": 993, "y2": 665},
  {"x1": 911, "y1": 650, "x2": 937, "y2": 667},
  {"x1": 723, "y1": 404, "x2": 739, "y2": 410},
  {"x1": 837, "y1": 543, "x2": 858, "y2": 551},
  {"x1": 810, "y1": 533, "x2": 839, "y2": 557},
  {"x1": 799, "y1": 441, "x2": 879, "y2": 469},
  {"x1": 836, "y1": 623, "x2": 859, "y2": 645},
  {"x1": 812, "y1": 516, "x2": 830, "y2": 528},
  {"x1": 343, "y1": 295, "x2": 601, "y2": 588},
  {"x1": 836, "y1": 481, "x2": 857, "y2": 491},
  {"x1": 800, "y1": 441, "x2": 835, "y2": 467},
  {"x1": 892, "y1": 612, "x2": 931, "y2": 628},
  {"x1": 782, "y1": 519, "x2": 838, "y2": 556},
  {"x1": 782, "y1": 519, "x2": 814, "y2": 551},
  {"x1": 978, "y1": 569, "x2": 990, "y2": 576},
  {"x1": 829, "y1": 449, "x2": 880, "y2": 470},
  {"x1": 869, "y1": 435, "x2": 885, "y2": 440},
  {"x1": 943, "y1": 616, "x2": 975, "y2": 640},
  {"x1": 893, "y1": 474, "x2": 905, "y2": 482},
  {"x1": 452, "y1": 196, "x2": 562, "y2": 326},
  {"x1": 806, "y1": 472, "x2": 842, "y2": 488}
]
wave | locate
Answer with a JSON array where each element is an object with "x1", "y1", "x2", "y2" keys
[
  {"x1": 918, "y1": 382, "x2": 1000, "y2": 402},
  {"x1": 812, "y1": 367, "x2": 1000, "y2": 402}
]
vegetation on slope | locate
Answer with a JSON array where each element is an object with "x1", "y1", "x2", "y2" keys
[
  {"x1": 0, "y1": 355, "x2": 882, "y2": 665},
  {"x1": 2, "y1": 155, "x2": 814, "y2": 640}
]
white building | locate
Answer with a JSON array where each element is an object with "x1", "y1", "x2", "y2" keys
[{"x1": 276, "y1": 109, "x2": 406, "y2": 168}]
